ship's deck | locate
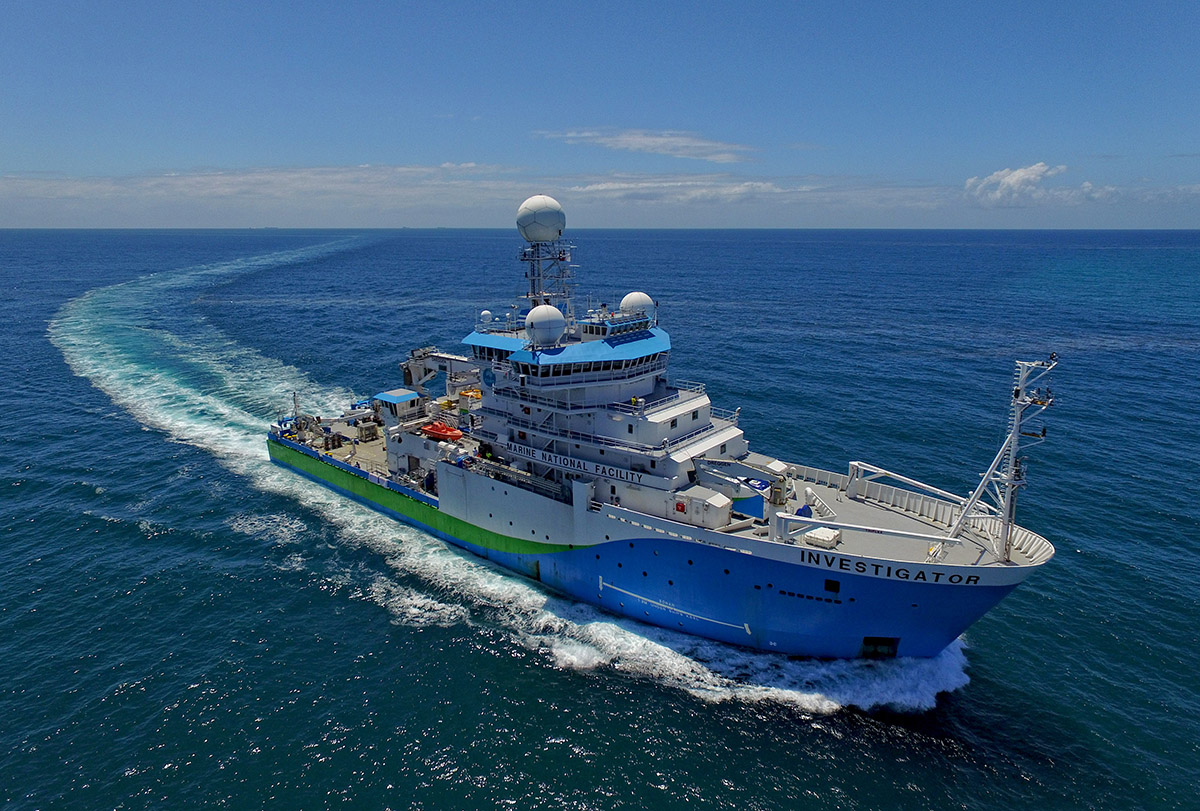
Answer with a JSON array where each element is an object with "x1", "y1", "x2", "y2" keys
[
  {"x1": 298, "y1": 413, "x2": 1051, "y2": 572},
  {"x1": 755, "y1": 477, "x2": 1031, "y2": 569}
]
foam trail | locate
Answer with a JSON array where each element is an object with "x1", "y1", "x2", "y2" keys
[{"x1": 49, "y1": 243, "x2": 969, "y2": 713}]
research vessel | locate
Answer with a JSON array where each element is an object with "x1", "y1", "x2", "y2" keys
[{"x1": 268, "y1": 195, "x2": 1057, "y2": 659}]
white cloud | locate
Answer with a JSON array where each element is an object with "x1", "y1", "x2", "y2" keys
[
  {"x1": 963, "y1": 161, "x2": 1119, "y2": 207},
  {"x1": 540, "y1": 129, "x2": 754, "y2": 163},
  {"x1": 964, "y1": 162, "x2": 1066, "y2": 204}
]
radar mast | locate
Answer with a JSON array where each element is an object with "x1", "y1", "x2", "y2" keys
[
  {"x1": 946, "y1": 355, "x2": 1058, "y2": 560},
  {"x1": 516, "y1": 195, "x2": 576, "y2": 325}
]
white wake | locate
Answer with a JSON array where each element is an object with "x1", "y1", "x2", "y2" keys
[{"x1": 49, "y1": 244, "x2": 969, "y2": 713}]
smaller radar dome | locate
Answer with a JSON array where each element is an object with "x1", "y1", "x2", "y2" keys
[
  {"x1": 525, "y1": 304, "x2": 567, "y2": 347},
  {"x1": 620, "y1": 291, "x2": 655, "y2": 316},
  {"x1": 517, "y1": 195, "x2": 566, "y2": 243}
]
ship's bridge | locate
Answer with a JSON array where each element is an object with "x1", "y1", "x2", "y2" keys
[{"x1": 463, "y1": 327, "x2": 671, "y2": 389}]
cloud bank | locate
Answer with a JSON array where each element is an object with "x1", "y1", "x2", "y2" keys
[
  {"x1": 1, "y1": 158, "x2": 1195, "y2": 228},
  {"x1": 540, "y1": 130, "x2": 754, "y2": 163}
]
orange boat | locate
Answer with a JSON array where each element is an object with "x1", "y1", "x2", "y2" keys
[{"x1": 421, "y1": 421, "x2": 463, "y2": 441}]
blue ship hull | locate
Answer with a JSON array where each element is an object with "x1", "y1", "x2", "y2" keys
[{"x1": 270, "y1": 437, "x2": 1015, "y2": 659}]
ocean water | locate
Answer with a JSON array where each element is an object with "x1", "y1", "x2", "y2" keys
[{"x1": 2, "y1": 227, "x2": 1198, "y2": 808}]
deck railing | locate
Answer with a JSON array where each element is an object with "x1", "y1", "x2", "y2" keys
[{"x1": 781, "y1": 462, "x2": 1055, "y2": 565}]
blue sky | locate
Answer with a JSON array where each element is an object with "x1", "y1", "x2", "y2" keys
[{"x1": 3, "y1": 1, "x2": 1198, "y2": 228}]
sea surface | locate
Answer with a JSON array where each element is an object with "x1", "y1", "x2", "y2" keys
[{"x1": 2, "y1": 228, "x2": 1198, "y2": 809}]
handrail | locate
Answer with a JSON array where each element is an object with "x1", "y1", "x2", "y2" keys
[
  {"x1": 500, "y1": 357, "x2": 669, "y2": 389},
  {"x1": 774, "y1": 513, "x2": 962, "y2": 546},
  {"x1": 608, "y1": 386, "x2": 707, "y2": 415},
  {"x1": 710, "y1": 406, "x2": 740, "y2": 425},
  {"x1": 481, "y1": 406, "x2": 725, "y2": 454},
  {"x1": 470, "y1": 456, "x2": 571, "y2": 502},
  {"x1": 846, "y1": 460, "x2": 967, "y2": 506}
]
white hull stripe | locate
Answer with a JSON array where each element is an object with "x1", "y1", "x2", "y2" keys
[{"x1": 599, "y1": 576, "x2": 752, "y2": 635}]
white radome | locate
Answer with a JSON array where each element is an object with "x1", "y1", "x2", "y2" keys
[
  {"x1": 524, "y1": 304, "x2": 567, "y2": 347},
  {"x1": 620, "y1": 291, "x2": 655, "y2": 316},
  {"x1": 480, "y1": 309, "x2": 493, "y2": 323},
  {"x1": 516, "y1": 195, "x2": 566, "y2": 243}
]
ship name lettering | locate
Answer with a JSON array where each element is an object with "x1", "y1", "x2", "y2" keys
[
  {"x1": 504, "y1": 443, "x2": 645, "y2": 484},
  {"x1": 800, "y1": 549, "x2": 981, "y2": 585}
]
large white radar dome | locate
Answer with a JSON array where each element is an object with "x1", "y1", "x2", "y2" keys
[
  {"x1": 524, "y1": 304, "x2": 567, "y2": 347},
  {"x1": 620, "y1": 291, "x2": 655, "y2": 316},
  {"x1": 517, "y1": 195, "x2": 566, "y2": 243}
]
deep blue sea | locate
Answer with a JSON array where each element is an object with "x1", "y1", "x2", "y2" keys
[{"x1": 3, "y1": 228, "x2": 1198, "y2": 809}]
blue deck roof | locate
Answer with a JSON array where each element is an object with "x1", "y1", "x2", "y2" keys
[
  {"x1": 460, "y1": 326, "x2": 672, "y2": 364},
  {"x1": 462, "y1": 331, "x2": 527, "y2": 353},
  {"x1": 464, "y1": 328, "x2": 671, "y2": 365},
  {"x1": 513, "y1": 328, "x2": 670, "y2": 365},
  {"x1": 373, "y1": 388, "x2": 420, "y2": 404}
]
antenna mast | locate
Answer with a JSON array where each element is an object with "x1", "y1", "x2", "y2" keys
[
  {"x1": 947, "y1": 355, "x2": 1058, "y2": 560},
  {"x1": 519, "y1": 241, "x2": 576, "y2": 322}
]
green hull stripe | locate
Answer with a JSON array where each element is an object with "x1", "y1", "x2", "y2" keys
[{"x1": 267, "y1": 439, "x2": 566, "y2": 555}]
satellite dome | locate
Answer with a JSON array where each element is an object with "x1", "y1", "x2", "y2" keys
[
  {"x1": 524, "y1": 304, "x2": 567, "y2": 347},
  {"x1": 480, "y1": 309, "x2": 493, "y2": 323},
  {"x1": 517, "y1": 195, "x2": 566, "y2": 243},
  {"x1": 620, "y1": 291, "x2": 655, "y2": 316}
]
